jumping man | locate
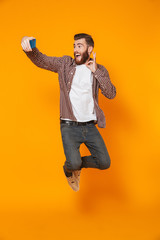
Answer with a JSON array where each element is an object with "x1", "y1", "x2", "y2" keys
[{"x1": 21, "y1": 33, "x2": 116, "y2": 192}]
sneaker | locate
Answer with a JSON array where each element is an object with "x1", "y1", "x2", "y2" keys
[
  {"x1": 73, "y1": 170, "x2": 81, "y2": 185},
  {"x1": 65, "y1": 174, "x2": 79, "y2": 192},
  {"x1": 63, "y1": 166, "x2": 79, "y2": 192}
]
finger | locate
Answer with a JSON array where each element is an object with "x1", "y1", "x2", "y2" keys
[
  {"x1": 23, "y1": 39, "x2": 30, "y2": 52},
  {"x1": 21, "y1": 42, "x2": 24, "y2": 49},
  {"x1": 86, "y1": 62, "x2": 93, "y2": 67},
  {"x1": 27, "y1": 39, "x2": 30, "y2": 49},
  {"x1": 93, "y1": 52, "x2": 96, "y2": 58},
  {"x1": 86, "y1": 60, "x2": 93, "y2": 64},
  {"x1": 27, "y1": 39, "x2": 32, "y2": 51},
  {"x1": 21, "y1": 43, "x2": 26, "y2": 50},
  {"x1": 23, "y1": 40, "x2": 28, "y2": 50},
  {"x1": 85, "y1": 61, "x2": 91, "y2": 66},
  {"x1": 24, "y1": 40, "x2": 29, "y2": 51},
  {"x1": 22, "y1": 44, "x2": 28, "y2": 52},
  {"x1": 23, "y1": 42, "x2": 29, "y2": 51},
  {"x1": 93, "y1": 52, "x2": 96, "y2": 61},
  {"x1": 28, "y1": 36, "x2": 35, "y2": 40}
]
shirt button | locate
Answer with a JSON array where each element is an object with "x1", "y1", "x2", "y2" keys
[{"x1": 71, "y1": 72, "x2": 73, "y2": 75}]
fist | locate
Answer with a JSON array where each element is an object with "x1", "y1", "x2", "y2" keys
[{"x1": 21, "y1": 36, "x2": 36, "y2": 52}]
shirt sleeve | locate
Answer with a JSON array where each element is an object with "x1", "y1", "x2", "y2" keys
[
  {"x1": 22, "y1": 47, "x2": 64, "y2": 73},
  {"x1": 93, "y1": 65, "x2": 116, "y2": 99}
]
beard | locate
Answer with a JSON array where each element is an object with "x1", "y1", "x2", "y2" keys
[{"x1": 74, "y1": 49, "x2": 90, "y2": 65}]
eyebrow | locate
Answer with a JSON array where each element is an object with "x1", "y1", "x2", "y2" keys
[{"x1": 73, "y1": 43, "x2": 84, "y2": 46}]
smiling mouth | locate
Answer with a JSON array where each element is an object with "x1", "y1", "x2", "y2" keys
[
  {"x1": 76, "y1": 56, "x2": 81, "y2": 61},
  {"x1": 75, "y1": 54, "x2": 81, "y2": 58}
]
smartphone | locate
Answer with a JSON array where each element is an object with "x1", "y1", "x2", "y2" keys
[{"x1": 29, "y1": 39, "x2": 36, "y2": 49}]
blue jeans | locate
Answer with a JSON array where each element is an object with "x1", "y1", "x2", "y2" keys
[{"x1": 60, "y1": 122, "x2": 111, "y2": 175}]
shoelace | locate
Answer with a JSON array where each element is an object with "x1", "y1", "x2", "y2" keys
[{"x1": 69, "y1": 176, "x2": 76, "y2": 184}]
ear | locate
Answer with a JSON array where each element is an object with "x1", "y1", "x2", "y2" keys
[{"x1": 88, "y1": 46, "x2": 93, "y2": 55}]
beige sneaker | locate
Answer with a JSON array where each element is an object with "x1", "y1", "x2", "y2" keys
[
  {"x1": 73, "y1": 170, "x2": 81, "y2": 186},
  {"x1": 63, "y1": 166, "x2": 79, "y2": 191},
  {"x1": 66, "y1": 174, "x2": 79, "y2": 191}
]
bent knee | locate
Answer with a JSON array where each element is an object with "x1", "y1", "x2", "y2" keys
[
  {"x1": 99, "y1": 157, "x2": 111, "y2": 170},
  {"x1": 66, "y1": 160, "x2": 81, "y2": 171}
]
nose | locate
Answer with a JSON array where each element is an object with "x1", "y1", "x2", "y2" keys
[{"x1": 74, "y1": 46, "x2": 79, "y2": 52}]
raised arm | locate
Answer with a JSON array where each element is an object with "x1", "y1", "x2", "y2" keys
[
  {"x1": 93, "y1": 65, "x2": 116, "y2": 99},
  {"x1": 85, "y1": 52, "x2": 116, "y2": 99},
  {"x1": 21, "y1": 36, "x2": 63, "y2": 73}
]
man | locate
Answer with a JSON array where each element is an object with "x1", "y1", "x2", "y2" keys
[{"x1": 21, "y1": 33, "x2": 116, "y2": 192}]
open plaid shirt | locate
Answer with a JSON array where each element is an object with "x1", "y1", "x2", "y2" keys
[{"x1": 23, "y1": 47, "x2": 116, "y2": 128}]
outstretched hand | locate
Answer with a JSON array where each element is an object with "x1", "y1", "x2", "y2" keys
[
  {"x1": 21, "y1": 36, "x2": 35, "y2": 52},
  {"x1": 85, "y1": 52, "x2": 97, "y2": 73}
]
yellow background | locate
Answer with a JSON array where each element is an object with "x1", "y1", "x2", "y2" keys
[{"x1": 0, "y1": 0, "x2": 160, "y2": 239}]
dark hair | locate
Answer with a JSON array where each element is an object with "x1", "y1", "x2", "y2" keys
[{"x1": 74, "y1": 33, "x2": 94, "y2": 48}]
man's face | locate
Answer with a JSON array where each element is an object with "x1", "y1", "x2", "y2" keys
[{"x1": 74, "y1": 38, "x2": 91, "y2": 65}]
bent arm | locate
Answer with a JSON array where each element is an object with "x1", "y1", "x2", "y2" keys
[
  {"x1": 93, "y1": 65, "x2": 116, "y2": 99},
  {"x1": 23, "y1": 47, "x2": 63, "y2": 73}
]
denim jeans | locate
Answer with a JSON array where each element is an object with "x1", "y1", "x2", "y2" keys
[{"x1": 60, "y1": 122, "x2": 111, "y2": 175}]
